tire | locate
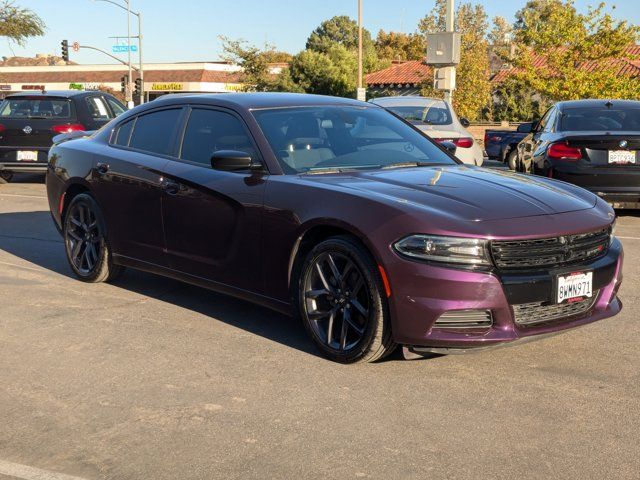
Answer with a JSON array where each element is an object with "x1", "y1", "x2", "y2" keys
[
  {"x1": 507, "y1": 149, "x2": 519, "y2": 171},
  {"x1": 63, "y1": 193, "x2": 124, "y2": 283},
  {"x1": 295, "y1": 236, "x2": 396, "y2": 363},
  {"x1": 0, "y1": 172, "x2": 13, "y2": 184}
]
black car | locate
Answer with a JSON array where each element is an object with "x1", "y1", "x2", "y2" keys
[
  {"x1": 518, "y1": 99, "x2": 640, "y2": 207},
  {"x1": 0, "y1": 90, "x2": 126, "y2": 183}
]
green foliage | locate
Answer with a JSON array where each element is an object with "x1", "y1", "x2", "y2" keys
[
  {"x1": 375, "y1": 31, "x2": 425, "y2": 62},
  {"x1": 492, "y1": 76, "x2": 548, "y2": 121},
  {"x1": 288, "y1": 44, "x2": 358, "y2": 97},
  {"x1": 219, "y1": 36, "x2": 294, "y2": 92},
  {"x1": 419, "y1": 0, "x2": 492, "y2": 121},
  {"x1": 0, "y1": 0, "x2": 45, "y2": 46},
  {"x1": 512, "y1": 0, "x2": 640, "y2": 100}
]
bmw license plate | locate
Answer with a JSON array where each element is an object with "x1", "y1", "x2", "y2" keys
[
  {"x1": 17, "y1": 150, "x2": 38, "y2": 162},
  {"x1": 557, "y1": 271, "x2": 593, "y2": 304},
  {"x1": 608, "y1": 150, "x2": 636, "y2": 164}
]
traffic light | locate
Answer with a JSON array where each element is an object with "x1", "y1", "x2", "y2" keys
[
  {"x1": 134, "y1": 77, "x2": 142, "y2": 100},
  {"x1": 61, "y1": 40, "x2": 69, "y2": 62},
  {"x1": 120, "y1": 76, "x2": 128, "y2": 93}
]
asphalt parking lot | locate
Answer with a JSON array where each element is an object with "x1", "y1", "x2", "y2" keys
[{"x1": 1, "y1": 174, "x2": 639, "y2": 480}]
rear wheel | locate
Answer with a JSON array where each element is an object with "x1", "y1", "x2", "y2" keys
[
  {"x1": 63, "y1": 193, "x2": 124, "y2": 283},
  {"x1": 0, "y1": 172, "x2": 13, "y2": 184},
  {"x1": 296, "y1": 236, "x2": 396, "y2": 363}
]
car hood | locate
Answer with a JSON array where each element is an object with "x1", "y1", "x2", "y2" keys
[{"x1": 304, "y1": 166, "x2": 597, "y2": 222}]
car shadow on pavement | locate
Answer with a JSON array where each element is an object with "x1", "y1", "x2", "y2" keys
[{"x1": 0, "y1": 210, "x2": 320, "y2": 358}]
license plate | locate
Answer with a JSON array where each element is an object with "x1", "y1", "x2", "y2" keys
[
  {"x1": 557, "y1": 271, "x2": 593, "y2": 304},
  {"x1": 17, "y1": 150, "x2": 38, "y2": 162},
  {"x1": 608, "y1": 150, "x2": 636, "y2": 164}
]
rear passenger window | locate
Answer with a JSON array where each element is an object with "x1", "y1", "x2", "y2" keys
[
  {"x1": 180, "y1": 109, "x2": 256, "y2": 166},
  {"x1": 86, "y1": 96, "x2": 111, "y2": 120},
  {"x1": 114, "y1": 119, "x2": 134, "y2": 146},
  {"x1": 129, "y1": 109, "x2": 182, "y2": 156}
]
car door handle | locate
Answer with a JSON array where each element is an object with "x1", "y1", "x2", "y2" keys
[
  {"x1": 96, "y1": 162, "x2": 109, "y2": 175},
  {"x1": 161, "y1": 178, "x2": 180, "y2": 195}
]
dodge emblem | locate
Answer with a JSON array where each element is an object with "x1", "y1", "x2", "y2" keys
[{"x1": 23, "y1": 125, "x2": 32, "y2": 134}]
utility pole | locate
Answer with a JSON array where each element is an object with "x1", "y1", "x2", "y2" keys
[
  {"x1": 356, "y1": 0, "x2": 366, "y2": 101},
  {"x1": 126, "y1": 0, "x2": 133, "y2": 108},
  {"x1": 443, "y1": 0, "x2": 455, "y2": 104}
]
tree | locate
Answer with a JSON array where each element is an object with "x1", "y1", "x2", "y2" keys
[
  {"x1": 306, "y1": 15, "x2": 382, "y2": 73},
  {"x1": 0, "y1": 1, "x2": 45, "y2": 45},
  {"x1": 219, "y1": 36, "x2": 294, "y2": 92},
  {"x1": 512, "y1": 0, "x2": 640, "y2": 100},
  {"x1": 288, "y1": 44, "x2": 357, "y2": 97},
  {"x1": 488, "y1": 16, "x2": 513, "y2": 57},
  {"x1": 419, "y1": 0, "x2": 492, "y2": 121},
  {"x1": 492, "y1": 76, "x2": 548, "y2": 121},
  {"x1": 375, "y1": 31, "x2": 425, "y2": 62}
]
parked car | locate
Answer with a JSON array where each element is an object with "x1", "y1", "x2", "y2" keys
[
  {"x1": 484, "y1": 122, "x2": 533, "y2": 169},
  {"x1": 0, "y1": 90, "x2": 126, "y2": 183},
  {"x1": 370, "y1": 96, "x2": 484, "y2": 166},
  {"x1": 46, "y1": 93, "x2": 622, "y2": 363},
  {"x1": 517, "y1": 99, "x2": 640, "y2": 208}
]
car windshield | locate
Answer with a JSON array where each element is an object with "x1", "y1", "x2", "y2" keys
[
  {"x1": 560, "y1": 106, "x2": 640, "y2": 132},
  {"x1": 384, "y1": 101, "x2": 452, "y2": 126},
  {"x1": 252, "y1": 105, "x2": 457, "y2": 174},
  {"x1": 0, "y1": 97, "x2": 73, "y2": 119}
]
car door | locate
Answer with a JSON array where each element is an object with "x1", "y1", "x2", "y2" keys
[
  {"x1": 91, "y1": 107, "x2": 185, "y2": 266},
  {"x1": 521, "y1": 106, "x2": 555, "y2": 171},
  {"x1": 160, "y1": 106, "x2": 267, "y2": 293}
]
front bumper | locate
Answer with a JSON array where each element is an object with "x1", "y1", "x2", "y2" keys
[{"x1": 387, "y1": 238, "x2": 623, "y2": 350}]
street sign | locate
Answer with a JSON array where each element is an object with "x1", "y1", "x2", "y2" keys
[
  {"x1": 112, "y1": 45, "x2": 138, "y2": 53},
  {"x1": 72, "y1": 41, "x2": 80, "y2": 52},
  {"x1": 356, "y1": 87, "x2": 367, "y2": 102}
]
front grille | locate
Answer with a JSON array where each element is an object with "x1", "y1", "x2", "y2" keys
[
  {"x1": 512, "y1": 292, "x2": 599, "y2": 326},
  {"x1": 434, "y1": 310, "x2": 493, "y2": 329},
  {"x1": 491, "y1": 228, "x2": 610, "y2": 270}
]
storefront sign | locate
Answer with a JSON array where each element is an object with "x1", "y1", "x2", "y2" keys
[
  {"x1": 22, "y1": 85, "x2": 45, "y2": 90},
  {"x1": 224, "y1": 83, "x2": 244, "y2": 92},
  {"x1": 69, "y1": 83, "x2": 84, "y2": 90},
  {"x1": 0, "y1": 85, "x2": 11, "y2": 91},
  {"x1": 151, "y1": 83, "x2": 183, "y2": 91}
]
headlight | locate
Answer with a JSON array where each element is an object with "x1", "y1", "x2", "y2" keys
[{"x1": 393, "y1": 235, "x2": 492, "y2": 267}]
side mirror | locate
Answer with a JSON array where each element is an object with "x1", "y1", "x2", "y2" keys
[
  {"x1": 517, "y1": 122, "x2": 533, "y2": 133},
  {"x1": 440, "y1": 141, "x2": 457, "y2": 156},
  {"x1": 460, "y1": 117, "x2": 471, "y2": 128},
  {"x1": 210, "y1": 150, "x2": 257, "y2": 171}
]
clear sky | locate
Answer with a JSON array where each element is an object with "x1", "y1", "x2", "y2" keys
[{"x1": 4, "y1": 0, "x2": 639, "y2": 64}]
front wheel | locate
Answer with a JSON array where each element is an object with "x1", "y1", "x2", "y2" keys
[
  {"x1": 296, "y1": 236, "x2": 396, "y2": 363},
  {"x1": 63, "y1": 193, "x2": 124, "y2": 283},
  {"x1": 507, "y1": 149, "x2": 519, "y2": 171},
  {"x1": 0, "y1": 172, "x2": 13, "y2": 184}
]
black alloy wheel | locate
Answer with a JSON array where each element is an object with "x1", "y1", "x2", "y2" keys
[
  {"x1": 0, "y1": 172, "x2": 13, "y2": 184},
  {"x1": 63, "y1": 193, "x2": 123, "y2": 282},
  {"x1": 298, "y1": 236, "x2": 395, "y2": 363}
]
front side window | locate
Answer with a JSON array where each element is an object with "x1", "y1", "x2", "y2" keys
[
  {"x1": 384, "y1": 101, "x2": 452, "y2": 126},
  {"x1": 0, "y1": 97, "x2": 73, "y2": 119},
  {"x1": 560, "y1": 106, "x2": 640, "y2": 132},
  {"x1": 106, "y1": 97, "x2": 126, "y2": 117},
  {"x1": 180, "y1": 108, "x2": 257, "y2": 166},
  {"x1": 128, "y1": 108, "x2": 182, "y2": 156},
  {"x1": 252, "y1": 106, "x2": 457, "y2": 173}
]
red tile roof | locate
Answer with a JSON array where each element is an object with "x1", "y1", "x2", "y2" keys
[
  {"x1": 365, "y1": 60, "x2": 432, "y2": 86},
  {"x1": 0, "y1": 69, "x2": 242, "y2": 84},
  {"x1": 492, "y1": 45, "x2": 640, "y2": 83}
]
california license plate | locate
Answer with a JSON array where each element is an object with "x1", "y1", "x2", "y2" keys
[
  {"x1": 608, "y1": 150, "x2": 636, "y2": 164},
  {"x1": 17, "y1": 150, "x2": 38, "y2": 162},
  {"x1": 557, "y1": 271, "x2": 593, "y2": 304}
]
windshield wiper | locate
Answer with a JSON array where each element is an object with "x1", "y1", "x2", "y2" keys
[{"x1": 382, "y1": 161, "x2": 441, "y2": 169}]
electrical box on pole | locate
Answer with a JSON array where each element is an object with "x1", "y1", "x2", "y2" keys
[
  {"x1": 426, "y1": 32, "x2": 461, "y2": 66},
  {"x1": 433, "y1": 67, "x2": 456, "y2": 91}
]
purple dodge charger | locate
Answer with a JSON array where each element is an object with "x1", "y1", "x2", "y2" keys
[{"x1": 45, "y1": 93, "x2": 623, "y2": 363}]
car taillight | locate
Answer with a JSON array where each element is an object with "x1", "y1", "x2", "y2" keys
[
  {"x1": 0, "y1": 124, "x2": 5, "y2": 133},
  {"x1": 548, "y1": 142, "x2": 582, "y2": 161},
  {"x1": 453, "y1": 137, "x2": 474, "y2": 148},
  {"x1": 51, "y1": 123, "x2": 85, "y2": 134}
]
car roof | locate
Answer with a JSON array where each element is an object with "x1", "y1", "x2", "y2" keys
[
  {"x1": 4, "y1": 90, "x2": 98, "y2": 99},
  {"x1": 556, "y1": 99, "x2": 640, "y2": 110},
  {"x1": 150, "y1": 92, "x2": 372, "y2": 110},
  {"x1": 369, "y1": 96, "x2": 448, "y2": 107}
]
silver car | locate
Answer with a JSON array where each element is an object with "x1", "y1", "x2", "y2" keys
[{"x1": 370, "y1": 96, "x2": 484, "y2": 166}]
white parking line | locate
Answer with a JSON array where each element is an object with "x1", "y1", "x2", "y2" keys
[
  {"x1": 0, "y1": 460, "x2": 89, "y2": 480},
  {"x1": 0, "y1": 193, "x2": 46, "y2": 199},
  {"x1": 617, "y1": 236, "x2": 640, "y2": 240}
]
